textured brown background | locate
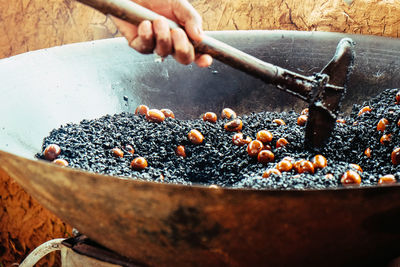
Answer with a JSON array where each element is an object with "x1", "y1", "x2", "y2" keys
[{"x1": 1, "y1": 0, "x2": 399, "y2": 266}]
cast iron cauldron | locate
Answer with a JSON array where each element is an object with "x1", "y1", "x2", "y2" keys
[{"x1": 1, "y1": 31, "x2": 400, "y2": 266}]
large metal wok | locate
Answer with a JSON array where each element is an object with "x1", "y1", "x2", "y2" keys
[{"x1": 1, "y1": 31, "x2": 400, "y2": 266}]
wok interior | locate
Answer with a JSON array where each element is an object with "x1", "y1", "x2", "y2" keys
[{"x1": 1, "y1": 30, "x2": 400, "y2": 158}]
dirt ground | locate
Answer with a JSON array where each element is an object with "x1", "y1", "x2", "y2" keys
[{"x1": 1, "y1": 0, "x2": 399, "y2": 266}]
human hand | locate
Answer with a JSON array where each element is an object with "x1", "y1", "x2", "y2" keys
[{"x1": 112, "y1": 0, "x2": 212, "y2": 67}]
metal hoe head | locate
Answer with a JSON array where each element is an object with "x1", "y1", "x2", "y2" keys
[{"x1": 305, "y1": 38, "x2": 355, "y2": 149}]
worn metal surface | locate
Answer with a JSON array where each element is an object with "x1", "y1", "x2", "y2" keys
[{"x1": 1, "y1": 31, "x2": 400, "y2": 266}]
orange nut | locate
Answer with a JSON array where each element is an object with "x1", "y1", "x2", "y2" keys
[
  {"x1": 125, "y1": 145, "x2": 135, "y2": 154},
  {"x1": 232, "y1": 133, "x2": 252, "y2": 146},
  {"x1": 312, "y1": 155, "x2": 327, "y2": 169},
  {"x1": 247, "y1": 140, "x2": 264, "y2": 157},
  {"x1": 224, "y1": 119, "x2": 243, "y2": 132},
  {"x1": 273, "y1": 119, "x2": 286, "y2": 126},
  {"x1": 44, "y1": 144, "x2": 61, "y2": 161},
  {"x1": 358, "y1": 106, "x2": 371, "y2": 116},
  {"x1": 301, "y1": 108, "x2": 309, "y2": 115},
  {"x1": 130, "y1": 157, "x2": 148, "y2": 170},
  {"x1": 378, "y1": 175, "x2": 396, "y2": 185},
  {"x1": 112, "y1": 148, "x2": 124, "y2": 158},
  {"x1": 377, "y1": 118, "x2": 389, "y2": 132},
  {"x1": 188, "y1": 129, "x2": 204, "y2": 145},
  {"x1": 380, "y1": 134, "x2": 392, "y2": 145},
  {"x1": 297, "y1": 115, "x2": 308, "y2": 126},
  {"x1": 146, "y1": 109, "x2": 166, "y2": 123},
  {"x1": 257, "y1": 150, "x2": 275, "y2": 165},
  {"x1": 160, "y1": 109, "x2": 175, "y2": 119},
  {"x1": 135, "y1": 105, "x2": 149, "y2": 116},
  {"x1": 276, "y1": 160, "x2": 293, "y2": 172},
  {"x1": 262, "y1": 169, "x2": 282, "y2": 178},
  {"x1": 341, "y1": 170, "x2": 361, "y2": 186},
  {"x1": 175, "y1": 145, "x2": 186, "y2": 158},
  {"x1": 221, "y1": 108, "x2": 237, "y2": 120},
  {"x1": 52, "y1": 158, "x2": 69, "y2": 167},
  {"x1": 276, "y1": 138, "x2": 289, "y2": 148},
  {"x1": 256, "y1": 130, "x2": 273, "y2": 143},
  {"x1": 294, "y1": 160, "x2": 315, "y2": 174},
  {"x1": 391, "y1": 147, "x2": 400, "y2": 165},
  {"x1": 202, "y1": 112, "x2": 217, "y2": 123},
  {"x1": 364, "y1": 147, "x2": 371, "y2": 158}
]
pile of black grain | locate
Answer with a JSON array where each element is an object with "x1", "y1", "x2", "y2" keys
[{"x1": 37, "y1": 88, "x2": 400, "y2": 189}]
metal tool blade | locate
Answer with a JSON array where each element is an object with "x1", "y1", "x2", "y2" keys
[{"x1": 305, "y1": 38, "x2": 355, "y2": 149}]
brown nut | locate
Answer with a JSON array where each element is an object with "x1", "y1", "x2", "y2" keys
[
  {"x1": 380, "y1": 134, "x2": 392, "y2": 145},
  {"x1": 312, "y1": 155, "x2": 327, "y2": 169},
  {"x1": 341, "y1": 170, "x2": 361, "y2": 186},
  {"x1": 377, "y1": 118, "x2": 389, "y2": 132},
  {"x1": 130, "y1": 157, "x2": 148, "y2": 170},
  {"x1": 378, "y1": 174, "x2": 396, "y2": 185},
  {"x1": 232, "y1": 133, "x2": 252, "y2": 146},
  {"x1": 135, "y1": 105, "x2": 149, "y2": 116},
  {"x1": 276, "y1": 160, "x2": 293, "y2": 172},
  {"x1": 221, "y1": 108, "x2": 237, "y2": 120},
  {"x1": 256, "y1": 130, "x2": 273, "y2": 143},
  {"x1": 160, "y1": 109, "x2": 175, "y2": 119},
  {"x1": 297, "y1": 115, "x2": 308, "y2": 126},
  {"x1": 202, "y1": 112, "x2": 217, "y2": 123},
  {"x1": 188, "y1": 129, "x2": 204, "y2": 145},
  {"x1": 257, "y1": 150, "x2": 275, "y2": 165},
  {"x1": 52, "y1": 159, "x2": 69, "y2": 167},
  {"x1": 273, "y1": 119, "x2": 286, "y2": 126},
  {"x1": 146, "y1": 109, "x2": 165, "y2": 123},
  {"x1": 358, "y1": 106, "x2": 371, "y2": 116},
  {"x1": 364, "y1": 147, "x2": 371, "y2": 158},
  {"x1": 301, "y1": 108, "x2": 309, "y2": 115},
  {"x1": 224, "y1": 119, "x2": 243, "y2": 132},
  {"x1": 276, "y1": 138, "x2": 289, "y2": 148},
  {"x1": 175, "y1": 145, "x2": 186, "y2": 158},
  {"x1": 246, "y1": 140, "x2": 264, "y2": 157},
  {"x1": 262, "y1": 169, "x2": 281, "y2": 178},
  {"x1": 391, "y1": 147, "x2": 400, "y2": 165},
  {"x1": 112, "y1": 148, "x2": 124, "y2": 158},
  {"x1": 293, "y1": 160, "x2": 315, "y2": 174},
  {"x1": 44, "y1": 144, "x2": 61, "y2": 161},
  {"x1": 349, "y1": 163, "x2": 363, "y2": 173}
]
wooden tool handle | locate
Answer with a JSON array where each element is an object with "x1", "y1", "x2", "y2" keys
[{"x1": 77, "y1": 0, "x2": 314, "y2": 98}]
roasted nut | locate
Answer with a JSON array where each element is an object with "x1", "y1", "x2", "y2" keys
[
  {"x1": 247, "y1": 140, "x2": 264, "y2": 157},
  {"x1": 341, "y1": 170, "x2": 361, "y2": 186},
  {"x1": 273, "y1": 119, "x2": 286, "y2": 126},
  {"x1": 276, "y1": 138, "x2": 289, "y2": 148},
  {"x1": 378, "y1": 174, "x2": 396, "y2": 185},
  {"x1": 175, "y1": 145, "x2": 186, "y2": 158},
  {"x1": 224, "y1": 119, "x2": 243, "y2": 132},
  {"x1": 221, "y1": 108, "x2": 237, "y2": 120},
  {"x1": 297, "y1": 115, "x2": 308, "y2": 126},
  {"x1": 325, "y1": 173, "x2": 334, "y2": 179},
  {"x1": 146, "y1": 109, "x2": 166, "y2": 123},
  {"x1": 188, "y1": 129, "x2": 204, "y2": 145},
  {"x1": 112, "y1": 148, "x2": 124, "y2": 158},
  {"x1": 125, "y1": 145, "x2": 135, "y2": 154},
  {"x1": 130, "y1": 157, "x2": 148, "y2": 170},
  {"x1": 52, "y1": 159, "x2": 69, "y2": 167},
  {"x1": 312, "y1": 155, "x2": 327, "y2": 169},
  {"x1": 160, "y1": 109, "x2": 175, "y2": 119},
  {"x1": 44, "y1": 144, "x2": 61, "y2": 161},
  {"x1": 276, "y1": 160, "x2": 293, "y2": 172},
  {"x1": 349, "y1": 163, "x2": 363, "y2": 172},
  {"x1": 396, "y1": 91, "x2": 400, "y2": 104},
  {"x1": 391, "y1": 147, "x2": 400, "y2": 165},
  {"x1": 301, "y1": 108, "x2": 309, "y2": 115},
  {"x1": 262, "y1": 169, "x2": 281, "y2": 178},
  {"x1": 232, "y1": 133, "x2": 252, "y2": 146},
  {"x1": 135, "y1": 105, "x2": 149, "y2": 116},
  {"x1": 380, "y1": 134, "x2": 392, "y2": 145},
  {"x1": 202, "y1": 112, "x2": 217, "y2": 123},
  {"x1": 364, "y1": 147, "x2": 371, "y2": 158},
  {"x1": 256, "y1": 130, "x2": 273, "y2": 143},
  {"x1": 336, "y1": 119, "x2": 346, "y2": 124},
  {"x1": 257, "y1": 150, "x2": 275, "y2": 165},
  {"x1": 293, "y1": 160, "x2": 315, "y2": 174},
  {"x1": 358, "y1": 106, "x2": 371, "y2": 116},
  {"x1": 377, "y1": 118, "x2": 389, "y2": 132}
]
